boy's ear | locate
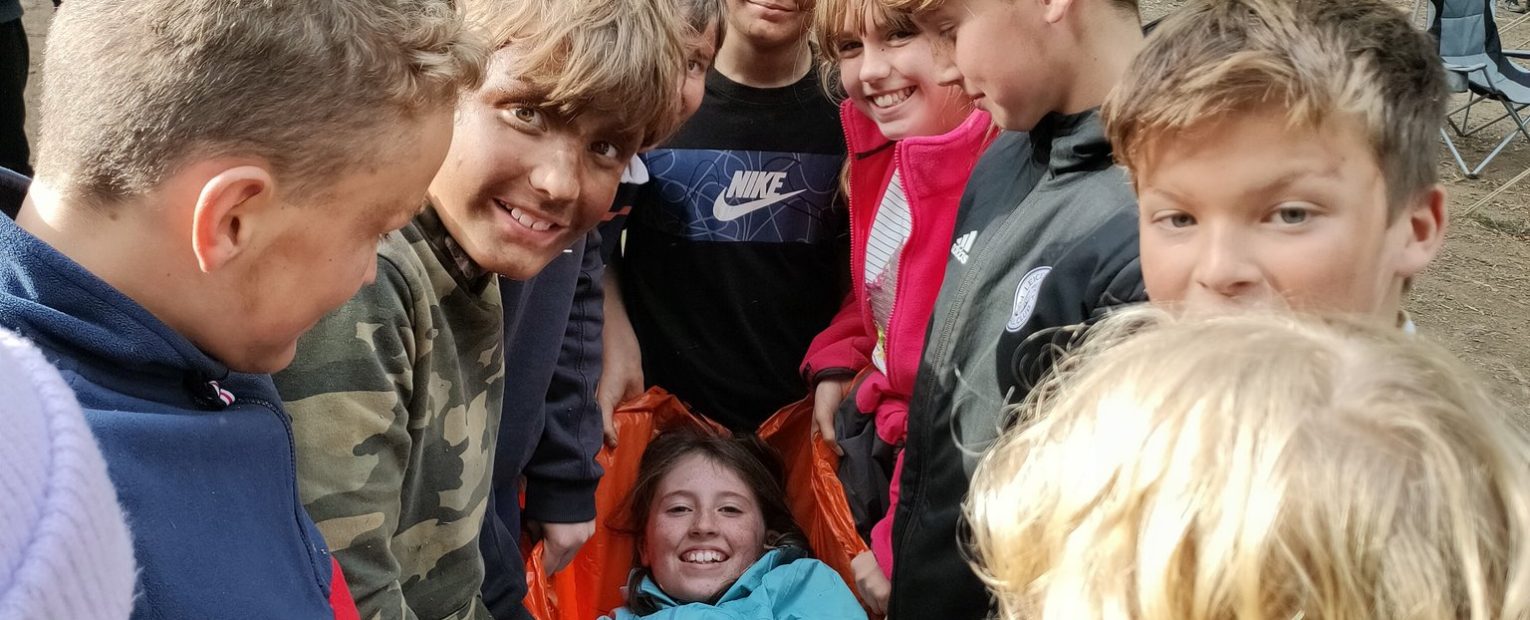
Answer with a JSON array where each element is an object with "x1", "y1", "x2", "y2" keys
[
  {"x1": 1040, "y1": 0, "x2": 1077, "y2": 24},
  {"x1": 1395, "y1": 184, "x2": 1448, "y2": 278},
  {"x1": 190, "y1": 165, "x2": 276, "y2": 274}
]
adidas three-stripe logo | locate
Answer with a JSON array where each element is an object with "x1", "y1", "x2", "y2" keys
[{"x1": 950, "y1": 230, "x2": 977, "y2": 264}]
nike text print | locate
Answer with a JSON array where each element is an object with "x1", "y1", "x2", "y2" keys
[{"x1": 638, "y1": 149, "x2": 844, "y2": 244}]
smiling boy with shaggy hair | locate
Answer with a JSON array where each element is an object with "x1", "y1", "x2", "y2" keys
[
  {"x1": 273, "y1": 0, "x2": 684, "y2": 617},
  {"x1": 0, "y1": 0, "x2": 484, "y2": 617},
  {"x1": 1103, "y1": 0, "x2": 1448, "y2": 321}
]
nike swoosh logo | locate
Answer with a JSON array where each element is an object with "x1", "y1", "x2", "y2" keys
[{"x1": 712, "y1": 189, "x2": 807, "y2": 222}]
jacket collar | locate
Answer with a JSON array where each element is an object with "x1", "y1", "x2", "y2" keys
[
  {"x1": 1029, "y1": 107, "x2": 1114, "y2": 176},
  {"x1": 842, "y1": 100, "x2": 894, "y2": 158},
  {"x1": 840, "y1": 99, "x2": 994, "y2": 159},
  {"x1": 630, "y1": 547, "x2": 808, "y2": 610},
  {"x1": 0, "y1": 215, "x2": 243, "y2": 407},
  {"x1": 410, "y1": 204, "x2": 492, "y2": 289}
]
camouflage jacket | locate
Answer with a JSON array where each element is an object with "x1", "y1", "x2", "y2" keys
[{"x1": 276, "y1": 207, "x2": 504, "y2": 620}]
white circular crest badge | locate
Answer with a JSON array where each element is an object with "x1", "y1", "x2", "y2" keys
[{"x1": 1006, "y1": 266, "x2": 1052, "y2": 333}]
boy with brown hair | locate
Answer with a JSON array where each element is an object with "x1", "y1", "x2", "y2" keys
[
  {"x1": 870, "y1": 0, "x2": 1147, "y2": 617},
  {"x1": 0, "y1": 0, "x2": 484, "y2": 617},
  {"x1": 1103, "y1": 0, "x2": 1448, "y2": 323},
  {"x1": 272, "y1": 0, "x2": 685, "y2": 617}
]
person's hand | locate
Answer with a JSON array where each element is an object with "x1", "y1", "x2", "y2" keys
[
  {"x1": 598, "y1": 287, "x2": 644, "y2": 448},
  {"x1": 812, "y1": 377, "x2": 852, "y2": 456},
  {"x1": 851, "y1": 550, "x2": 890, "y2": 616},
  {"x1": 526, "y1": 519, "x2": 596, "y2": 576}
]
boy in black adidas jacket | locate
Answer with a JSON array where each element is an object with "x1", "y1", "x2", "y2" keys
[{"x1": 875, "y1": 0, "x2": 1149, "y2": 617}]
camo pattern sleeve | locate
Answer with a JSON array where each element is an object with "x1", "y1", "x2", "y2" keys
[{"x1": 276, "y1": 218, "x2": 504, "y2": 620}]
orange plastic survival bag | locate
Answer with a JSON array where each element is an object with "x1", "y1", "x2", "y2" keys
[
  {"x1": 523, "y1": 388, "x2": 870, "y2": 619},
  {"x1": 523, "y1": 389, "x2": 724, "y2": 620},
  {"x1": 754, "y1": 395, "x2": 869, "y2": 600}
]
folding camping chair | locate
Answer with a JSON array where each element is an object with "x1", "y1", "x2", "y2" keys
[{"x1": 1426, "y1": 0, "x2": 1530, "y2": 178}]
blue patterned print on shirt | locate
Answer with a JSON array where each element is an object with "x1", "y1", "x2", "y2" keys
[{"x1": 639, "y1": 148, "x2": 845, "y2": 244}]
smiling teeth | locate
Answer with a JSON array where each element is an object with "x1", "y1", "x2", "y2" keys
[
  {"x1": 872, "y1": 87, "x2": 914, "y2": 109},
  {"x1": 682, "y1": 550, "x2": 727, "y2": 564},
  {"x1": 508, "y1": 206, "x2": 555, "y2": 232}
]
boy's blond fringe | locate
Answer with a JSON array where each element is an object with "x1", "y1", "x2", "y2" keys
[
  {"x1": 1102, "y1": 0, "x2": 1447, "y2": 215},
  {"x1": 466, "y1": 0, "x2": 687, "y2": 149},
  {"x1": 967, "y1": 306, "x2": 1530, "y2": 620}
]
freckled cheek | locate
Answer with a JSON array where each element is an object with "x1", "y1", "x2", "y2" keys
[
  {"x1": 1319, "y1": 257, "x2": 1375, "y2": 303},
  {"x1": 1280, "y1": 232, "x2": 1351, "y2": 283},
  {"x1": 1255, "y1": 241, "x2": 1334, "y2": 303},
  {"x1": 455, "y1": 117, "x2": 526, "y2": 173},
  {"x1": 476, "y1": 140, "x2": 531, "y2": 182},
  {"x1": 1139, "y1": 237, "x2": 1188, "y2": 289},
  {"x1": 839, "y1": 59, "x2": 860, "y2": 92},
  {"x1": 647, "y1": 522, "x2": 687, "y2": 559}
]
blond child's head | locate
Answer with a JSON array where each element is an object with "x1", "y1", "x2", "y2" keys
[
  {"x1": 24, "y1": 0, "x2": 485, "y2": 373},
  {"x1": 968, "y1": 308, "x2": 1530, "y2": 620},
  {"x1": 428, "y1": 0, "x2": 686, "y2": 280},
  {"x1": 1103, "y1": 0, "x2": 1449, "y2": 320}
]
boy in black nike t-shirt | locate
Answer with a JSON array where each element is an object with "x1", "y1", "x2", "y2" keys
[{"x1": 599, "y1": 0, "x2": 848, "y2": 432}]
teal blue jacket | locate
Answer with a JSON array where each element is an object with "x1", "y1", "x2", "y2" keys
[{"x1": 604, "y1": 548, "x2": 866, "y2": 620}]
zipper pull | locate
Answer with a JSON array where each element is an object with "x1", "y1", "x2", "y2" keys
[{"x1": 185, "y1": 375, "x2": 237, "y2": 410}]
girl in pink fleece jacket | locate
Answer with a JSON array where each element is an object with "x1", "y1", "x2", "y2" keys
[{"x1": 803, "y1": 0, "x2": 994, "y2": 613}]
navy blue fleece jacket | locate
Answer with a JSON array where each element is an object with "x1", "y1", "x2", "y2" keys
[
  {"x1": 0, "y1": 184, "x2": 342, "y2": 619},
  {"x1": 480, "y1": 231, "x2": 606, "y2": 619}
]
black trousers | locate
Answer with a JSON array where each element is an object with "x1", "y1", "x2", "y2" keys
[{"x1": 1, "y1": 17, "x2": 31, "y2": 177}]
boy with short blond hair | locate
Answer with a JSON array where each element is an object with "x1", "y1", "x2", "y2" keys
[
  {"x1": 1103, "y1": 0, "x2": 1448, "y2": 321},
  {"x1": 274, "y1": 0, "x2": 684, "y2": 617},
  {"x1": 865, "y1": 0, "x2": 1147, "y2": 617},
  {"x1": 36, "y1": 0, "x2": 480, "y2": 220},
  {"x1": 0, "y1": 0, "x2": 484, "y2": 617}
]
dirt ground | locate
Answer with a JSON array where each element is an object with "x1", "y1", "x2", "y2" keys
[{"x1": 15, "y1": 0, "x2": 1530, "y2": 412}]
